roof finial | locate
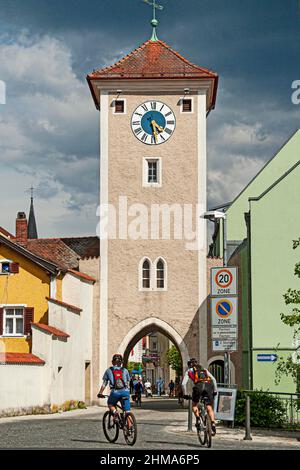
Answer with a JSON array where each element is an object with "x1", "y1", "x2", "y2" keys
[{"x1": 142, "y1": 0, "x2": 164, "y2": 42}]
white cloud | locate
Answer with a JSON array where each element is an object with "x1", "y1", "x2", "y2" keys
[{"x1": 0, "y1": 34, "x2": 99, "y2": 236}]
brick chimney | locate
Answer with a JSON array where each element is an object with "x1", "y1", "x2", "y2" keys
[{"x1": 16, "y1": 212, "x2": 28, "y2": 246}]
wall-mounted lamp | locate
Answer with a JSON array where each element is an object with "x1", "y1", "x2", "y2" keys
[
  {"x1": 184, "y1": 88, "x2": 190, "y2": 96},
  {"x1": 116, "y1": 90, "x2": 122, "y2": 98}
]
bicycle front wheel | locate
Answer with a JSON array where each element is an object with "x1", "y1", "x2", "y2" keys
[
  {"x1": 123, "y1": 412, "x2": 137, "y2": 446},
  {"x1": 196, "y1": 415, "x2": 206, "y2": 446},
  {"x1": 206, "y1": 415, "x2": 212, "y2": 448},
  {"x1": 103, "y1": 411, "x2": 119, "y2": 443}
]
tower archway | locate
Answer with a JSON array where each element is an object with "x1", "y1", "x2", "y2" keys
[{"x1": 118, "y1": 317, "x2": 190, "y2": 369}]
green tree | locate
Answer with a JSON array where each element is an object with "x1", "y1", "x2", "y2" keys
[
  {"x1": 127, "y1": 362, "x2": 143, "y2": 374},
  {"x1": 166, "y1": 345, "x2": 182, "y2": 377},
  {"x1": 275, "y1": 238, "x2": 300, "y2": 389}
]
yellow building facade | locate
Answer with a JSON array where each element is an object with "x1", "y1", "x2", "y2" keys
[{"x1": 0, "y1": 236, "x2": 59, "y2": 353}]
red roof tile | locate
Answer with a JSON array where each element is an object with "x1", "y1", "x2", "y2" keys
[
  {"x1": 32, "y1": 323, "x2": 69, "y2": 338},
  {"x1": 61, "y1": 237, "x2": 99, "y2": 259},
  {"x1": 46, "y1": 297, "x2": 82, "y2": 314},
  {"x1": 0, "y1": 353, "x2": 45, "y2": 365},
  {"x1": 68, "y1": 269, "x2": 96, "y2": 283},
  {"x1": 88, "y1": 40, "x2": 218, "y2": 81},
  {"x1": 26, "y1": 239, "x2": 79, "y2": 271}
]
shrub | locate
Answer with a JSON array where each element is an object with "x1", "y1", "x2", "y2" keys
[
  {"x1": 235, "y1": 390, "x2": 287, "y2": 428},
  {"x1": 78, "y1": 401, "x2": 86, "y2": 409}
]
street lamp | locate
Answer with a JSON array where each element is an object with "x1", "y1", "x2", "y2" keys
[
  {"x1": 202, "y1": 210, "x2": 227, "y2": 266},
  {"x1": 202, "y1": 210, "x2": 231, "y2": 385}
]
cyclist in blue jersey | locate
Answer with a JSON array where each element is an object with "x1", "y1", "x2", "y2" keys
[{"x1": 97, "y1": 354, "x2": 131, "y2": 417}]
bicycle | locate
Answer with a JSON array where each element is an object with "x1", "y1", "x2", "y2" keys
[
  {"x1": 102, "y1": 395, "x2": 137, "y2": 446},
  {"x1": 196, "y1": 396, "x2": 213, "y2": 448}
]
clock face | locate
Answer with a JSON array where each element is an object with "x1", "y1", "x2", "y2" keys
[{"x1": 131, "y1": 100, "x2": 176, "y2": 145}]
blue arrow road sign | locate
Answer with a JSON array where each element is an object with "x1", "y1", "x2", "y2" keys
[{"x1": 257, "y1": 354, "x2": 278, "y2": 362}]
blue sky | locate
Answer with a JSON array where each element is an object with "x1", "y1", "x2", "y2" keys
[{"x1": 0, "y1": 0, "x2": 299, "y2": 236}]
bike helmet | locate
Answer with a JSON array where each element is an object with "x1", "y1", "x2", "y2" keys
[
  {"x1": 112, "y1": 354, "x2": 123, "y2": 365},
  {"x1": 189, "y1": 357, "x2": 198, "y2": 367}
]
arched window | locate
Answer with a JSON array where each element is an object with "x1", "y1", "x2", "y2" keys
[
  {"x1": 142, "y1": 259, "x2": 151, "y2": 289},
  {"x1": 156, "y1": 259, "x2": 165, "y2": 289},
  {"x1": 209, "y1": 360, "x2": 224, "y2": 385}
]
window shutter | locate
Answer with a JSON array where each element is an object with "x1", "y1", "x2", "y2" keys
[
  {"x1": 115, "y1": 100, "x2": 124, "y2": 113},
  {"x1": 0, "y1": 308, "x2": 3, "y2": 336},
  {"x1": 182, "y1": 99, "x2": 192, "y2": 112},
  {"x1": 24, "y1": 307, "x2": 34, "y2": 336},
  {"x1": 9, "y1": 263, "x2": 19, "y2": 274}
]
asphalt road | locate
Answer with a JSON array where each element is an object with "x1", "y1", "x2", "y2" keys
[{"x1": 0, "y1": 398, "x2": 299, "y2": 450}]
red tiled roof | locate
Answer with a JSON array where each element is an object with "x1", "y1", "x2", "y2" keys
[
  {"x1": 88, "y1": 40, "x2": 218, "y2": 81},
  {"x1": 26, "y1": 239, "x2": 79, "y2": 271},
  {"x1": 32, "y1": 323, "x2": 69, "y2": 338},
  {"x1": 0, "y1": 353, "x2": 45, "y2": 365},
  {"x1": 46, "y1": 297, "x2": 82, "y2": 314},
  {"x1": 68, "y1": 269, "x2": 96, "y2": 283},
  {"x1": 61, "y1": 237, "x2": 99, "y2": 259}
]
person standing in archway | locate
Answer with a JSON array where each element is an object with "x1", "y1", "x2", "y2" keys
[
  {"x1": 168, "y1": 380, "x2": 175, "y2": 398},
  {"x1": 156, "y1": 377, "x2": 164, "y2": 397}
]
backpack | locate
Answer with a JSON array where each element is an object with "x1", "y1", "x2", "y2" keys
[
  {"x1": 189, "y1": 366, "x2": 211, "y2": 385},
  {"x1": 110, "y1": 367, "x2": 125, "y2": 390}
]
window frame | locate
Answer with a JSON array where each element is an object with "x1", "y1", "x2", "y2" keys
[
  {"x1": 112, "y1": 98, "x2": 126, "y2": 115},
  {"x1": 154, "y1": 257, "x2": 167, "y2": 291},
  {"x1": 180, "y1": 97, "x2": 194, "y2": 114},
  {"x1": 143, "y1": 157, "x2": 162, "y2": 188},
  {"x1": 138, "y1": 257, "x2": 168, "y2": 292},
  {"x1": 1, "y1": 305, "x2": 26, "y2": 337},
  {"x1": 0, "y1": 258, "x2": 12, "y2": 275},
  {"x1": 139, "y1": 257, "x2": 152, "y2": 291}
]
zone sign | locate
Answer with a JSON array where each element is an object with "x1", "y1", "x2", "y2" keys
[{"x1": 211, "y1": 267, "x2": 237, "y2": 296}]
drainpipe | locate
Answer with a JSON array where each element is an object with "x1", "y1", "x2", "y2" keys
[{"x1": 244, "y1": 212, "x2": 253, "y2": 390}]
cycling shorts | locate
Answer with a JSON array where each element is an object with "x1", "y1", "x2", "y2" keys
[
  {"x1": 108, "y1": 389, "x2": 130, "y2": 412},
  {"x1": 192, "y1": 382, "x2": 214, "y2": 406}
]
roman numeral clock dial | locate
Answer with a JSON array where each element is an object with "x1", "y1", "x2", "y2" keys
[{"x1": 131, "y1": 100, "x2": 176, "y2": 145}]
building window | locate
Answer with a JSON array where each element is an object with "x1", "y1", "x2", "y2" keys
[
  {"x1": 182, "y1": 98, "x2": 193, "y2": 113},
  {"x1": 114, "y1": 99, "x2": 125, "y2": 114},
  {"x1": 142, "y1": 259, "x2": 151, "y2": 289},
  {"x1": 143, "y1": 158, "x2": 162, "y2": 187},
  {"x1": 156, "y1": 259, "x2": 165, "y2": 289},
  {"x1": 148, "y1": 160, "x2": 158, "y2": 183},
  {"x1": 4, "y1": 307, "x2": 24, "y2": 336},
  {"x1": 209, "y1": 360, "x2": 224, "y2": 385},
  {"x1": 0, "y1": 259, "x2": 19, "y2": 275}
]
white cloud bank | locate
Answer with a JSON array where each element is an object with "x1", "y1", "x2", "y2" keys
[{"x1": 0, "y1": 34, "x2": 99, "y2": 236}]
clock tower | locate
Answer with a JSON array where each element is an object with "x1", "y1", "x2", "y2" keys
[{"x1": 87, "y1": 16, "x2": 218, "y2": 383}]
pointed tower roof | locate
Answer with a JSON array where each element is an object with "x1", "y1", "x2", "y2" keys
[
  {"x1": 28, "y1": 196, "x2": 38, "y2": 239},
  {"x1": 87, "y1": 39, "x2": 218, "y2": 111}
]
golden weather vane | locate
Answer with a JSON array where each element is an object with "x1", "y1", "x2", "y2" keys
[{"x1": 142, "y1": 0, "x2": 164, "y2": 41}]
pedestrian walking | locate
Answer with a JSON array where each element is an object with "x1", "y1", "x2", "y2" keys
[{"x1": 168, "y1": 380, "x2": 175, "y2": 398}]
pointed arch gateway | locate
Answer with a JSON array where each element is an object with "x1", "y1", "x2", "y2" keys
[{"x1": 118, "y1": 317, "x2": 190, "y2": 368}]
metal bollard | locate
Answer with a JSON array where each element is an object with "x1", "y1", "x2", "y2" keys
[
  {"x1": 243, "y1": 394, "x2": 252, "y2": 441},
  {"x1": 188, "y1": 398, "x2": 193, "y2": 432}
]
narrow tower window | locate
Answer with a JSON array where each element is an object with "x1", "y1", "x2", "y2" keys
[
  {"x1": 182, "y1": 98, "x2": 192, "y2": 113},
  {"x1": 142, "y1": 259, "x2": 151, "y2": 289},
  {"x1": 114, "y1": 100, "x2": 125, "y2": 113},
  {"x1": 148, "y1": 160, "x2": 158, "y2": 183},
  {"x1": 156, "y1": 259, "x2": 165, "y2": 289}
]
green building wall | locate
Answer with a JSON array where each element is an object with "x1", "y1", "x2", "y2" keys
[
  {"x1": 226, "y1": 130, "x2": 300, "y2": 242},
  {"x1": 249, "y1": 161, "x2": 300, "y2": 392}
]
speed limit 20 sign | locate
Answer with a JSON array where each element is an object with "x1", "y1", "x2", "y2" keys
[{"x1": 211, "y1": 267, "x2": 237, "y2": 296}]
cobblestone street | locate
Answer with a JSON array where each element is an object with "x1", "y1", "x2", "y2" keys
[{"x1": 0, "y1": 399, "x2": 299, "y2": 450}]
